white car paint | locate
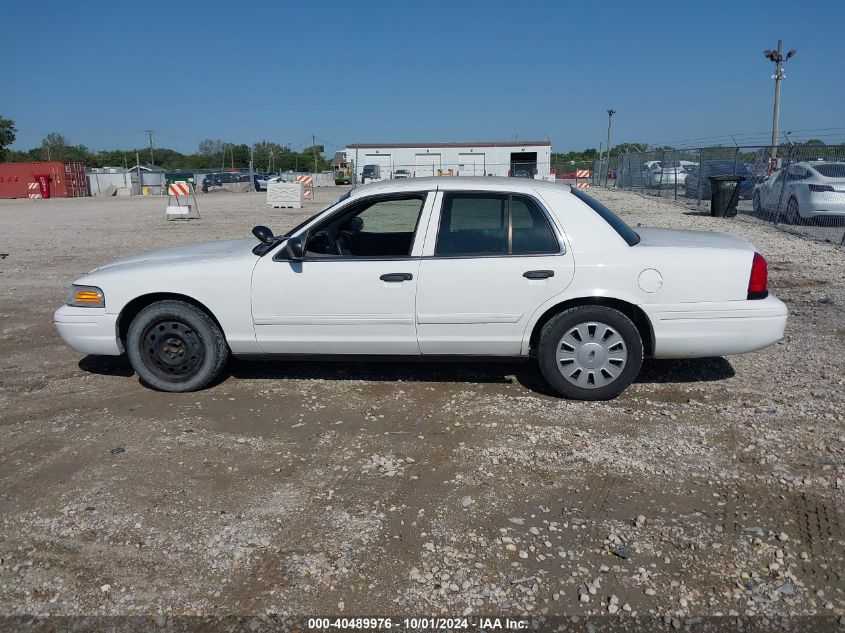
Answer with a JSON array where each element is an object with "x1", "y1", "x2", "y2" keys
[{"x1": 55, "y1": 177, "x2": 787, "y2": 368}]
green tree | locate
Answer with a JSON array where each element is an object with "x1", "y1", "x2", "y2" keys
[
  {"x1": 41, "y1": 132, "x2": 69, "y2": 161},
  {"x1": 0, "y1": 115, "x2": 16, "y2": 161}
]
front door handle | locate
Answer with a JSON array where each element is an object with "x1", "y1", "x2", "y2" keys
[
  {"x1": 380, "y1": 273, "x2": 413, "y2": 282},
  {"x1": 523, "y1": 270, "x2": 554, "y2": 280}
]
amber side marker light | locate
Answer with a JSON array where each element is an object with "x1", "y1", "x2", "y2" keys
[{"x1": 68, "y1": 285, "x2": 105, "y2": 307}]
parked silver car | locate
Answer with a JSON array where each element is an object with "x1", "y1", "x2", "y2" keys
[{"x1": 753, "y1": 161, "x2": 845, "y2": 223}]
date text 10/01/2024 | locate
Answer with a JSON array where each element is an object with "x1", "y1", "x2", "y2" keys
[{"x1": 306, "y1": 617, "x2": 530, "y2": 630}]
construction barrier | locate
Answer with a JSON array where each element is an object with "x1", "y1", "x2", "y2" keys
[
  {"x1": 165, "y1": 181, "x2": 200, "y2": 220},
  {"x1": 575, "y1": 182, "x2": 591, "y2": 189},
  {"x1": 167, "y1": 182, "x2": 191, "y2": 196},
  {"x1": 296, "y1": 175, "x2": 314, "y2": 198},
  {"x1": 267, "y1": 181, "x2": 304, "y2": 209},
  {"x1": 27, "y1": 182, "x2": 41, "y2": 199}
]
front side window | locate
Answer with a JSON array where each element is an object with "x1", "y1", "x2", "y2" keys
[
  {"x1": 435, "y1": 193, "x2": 559, "y2": 256},
  {"x1": 305, "y1": 195, "x2": 424, "y2": 258}
]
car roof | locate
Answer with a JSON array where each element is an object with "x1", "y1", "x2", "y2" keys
[{"x1": 348, "y1": 176, "x2": 572, "y2": 197}]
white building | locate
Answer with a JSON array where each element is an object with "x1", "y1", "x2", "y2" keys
[{"x1": 341, "y1": 141, "x2": 552, "y2": 180}]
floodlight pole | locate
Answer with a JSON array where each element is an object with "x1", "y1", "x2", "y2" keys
[
  {"x1": 764, "y1": 40, "x2": 796, "y2": 159},
  {"x1": 146, "y1": 130, "x2": 155, "y2": 166},
  {"x1": 605, "y1": 109, "x2": 616, "y2": 186}
]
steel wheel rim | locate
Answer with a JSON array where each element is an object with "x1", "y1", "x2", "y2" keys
[
  {"x1": 140, "y1": 319, "x2": 205, "y2": 381},
  {"x1": 555, "y1": 321, "x2": 628, "y2": 389}
]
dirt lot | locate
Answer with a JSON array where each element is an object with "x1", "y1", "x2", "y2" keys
[{"x1": 1, "y1": 185, "x2": 844, "y2": 629}]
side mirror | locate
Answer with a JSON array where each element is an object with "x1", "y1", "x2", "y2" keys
[
  {"x1": 252, "y1": 225, "x2": 275, "y2": 244},
  {"x1": 286, "y1": 235, "x2": 305, "y2": 260}
]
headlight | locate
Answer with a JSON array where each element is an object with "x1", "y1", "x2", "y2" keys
[{"x1": 67, "y1": 285, "x2": 105, "y2": 308}]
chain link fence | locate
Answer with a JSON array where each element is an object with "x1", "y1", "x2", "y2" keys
[{"x1": 597, "y1": 144, "x2": 845, "y2": 245}]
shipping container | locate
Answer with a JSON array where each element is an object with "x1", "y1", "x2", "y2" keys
[{"x1": 0, "y1": 162, "x2": 90, "y2": 199}]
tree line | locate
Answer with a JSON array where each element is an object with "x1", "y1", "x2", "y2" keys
[{"x1": 0, "y1": 117, "x2": 330, "y2": 173}]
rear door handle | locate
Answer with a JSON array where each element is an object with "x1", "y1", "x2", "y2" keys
[
  {"x1": 380, "y1": 273, "x2": 413, "y2": 282},
  {"x1": 523, "y1": 270, "x2": 554, "y2": 279}
]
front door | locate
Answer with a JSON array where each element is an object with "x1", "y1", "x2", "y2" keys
[
  {"x1": 415, "y1": 191, "x2": 574, "y2": 356},
  {"x1": 251, "y1": 192, "x2": 434, "y2": 354}
]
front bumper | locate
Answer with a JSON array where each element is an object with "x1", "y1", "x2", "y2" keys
[
  {"x1": 54, "y1": 305, "x2": 123, "y2": 355},
  {"x1": 646, "y1": 295, "x2": 788, "y2": 359}
]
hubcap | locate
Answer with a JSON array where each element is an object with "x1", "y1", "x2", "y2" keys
[
  {"x1": 140, "y1": 319, "x2": 205, "y2": 381},
  {"x1": 555, "y1": 322, "x2": 628, "y2": 389}
]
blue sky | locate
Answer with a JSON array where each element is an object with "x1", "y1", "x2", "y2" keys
[{"x1": 3, "y1": 0, "x2": 843, "y2": 155}]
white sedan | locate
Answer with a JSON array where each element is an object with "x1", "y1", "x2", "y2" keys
[
  {"x1": 54, "y1": 177, "x2": 787, "y2": 400},
  {"x1": 753, "y1": 161, "x2": 845, "y2": 223}
]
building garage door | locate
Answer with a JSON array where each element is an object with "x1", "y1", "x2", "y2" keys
[
  {"x1": 458, "y1": 153, "x2": 486, "y2": 177},
  {"x1": 364, "y1": 154, "x2": 393, "y2": 179},
  {"x1": 414, "y1": 153, "x2": 441, "y2": 177}
]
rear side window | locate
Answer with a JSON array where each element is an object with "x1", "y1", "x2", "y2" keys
[
  {"x1": 435, "y1": 193, "x2": 559, "y2": 256},
  {"x1": 570, "y1": 188, "x2": 641, "y2": 246},
  {"x1": 814, "y1": 164, "x2": 845, "y2": 178}
]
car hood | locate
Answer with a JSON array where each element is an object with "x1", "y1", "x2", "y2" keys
[
  {"x1": 636, "y1": 227, "x2": 753, "y2": 251},
  {"x1": 90, "y1": 238, "x2": 257, "y2": 273}
]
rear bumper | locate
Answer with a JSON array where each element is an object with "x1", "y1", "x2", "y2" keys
[
  {"x1": 804, "y1": 197, "x2": 845, "y2": 217},
  {"x1": 53, "y1": 305, "x2": 123, "y2": 356},
  {"x1": 646, "y1": 295, "x2": 788, "y2": 359}
]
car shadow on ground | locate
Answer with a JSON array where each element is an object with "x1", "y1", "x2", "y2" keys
[{"x1": 79, "y1": 355, "x2": 735, "y2": 398}]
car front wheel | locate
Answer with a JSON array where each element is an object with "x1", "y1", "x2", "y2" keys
[
  {"x1": 537, "y1": 306, "x2": 643, "y2": 401},
  {"x1": 126, "y1": 300, "x2": 229, "y2": 392}
]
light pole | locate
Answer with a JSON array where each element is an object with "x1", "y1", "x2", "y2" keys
[
  {"x1": 764, "y1": 40, "x2": 796, "y2": 159},
  {"x1": 605, "y1": 109, "x2": 616, "y2": 186},
  {"x1": 145, "y1": 129, "x2": 155, "y2": 166}
]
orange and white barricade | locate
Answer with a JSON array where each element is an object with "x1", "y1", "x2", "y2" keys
[
  {"x1": 575, "y1": 182, "x2": 591, "y2": 189},
  {"x1": 28, "y1": 182, "x2": 41, "y2": 199},
  {"x1": 296, "y1": 174, "x2": 314, "y2": 198},
  {"x1": 165, "y1": 181, "x2": 200, "y2": 220}
]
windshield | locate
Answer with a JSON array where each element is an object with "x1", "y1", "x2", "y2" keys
[{"x1": 281, "y1": 190, "x2": 353, "y2": 238}]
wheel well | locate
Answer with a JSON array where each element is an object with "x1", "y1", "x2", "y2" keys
[
  {"x1": 117, "y1": 293, "x2": 225, "y2": 345},
  {"x1": 528, "y1": 297, "x2": 654, "y2": 357}
]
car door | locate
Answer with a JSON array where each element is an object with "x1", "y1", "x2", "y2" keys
[
  {"x1": 415, "y1": 190, "x2": 574, "y2": 356},
  {"x1": 250, "y1": 192, "x2": 435, "y2": 354},
  {"x1": 762, "y1": 170, "x2": 786, "y2": 210}
]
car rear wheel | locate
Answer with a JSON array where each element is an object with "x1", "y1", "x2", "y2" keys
[
  {"x1": 786, "y1": 198, "x2": 802, "y2": 225},
  {"x1": 537, "y1": 306, "x2": 643, "y2": 401},
  {"x1": 126, "y1": 300, "x2": 229, "y2": 392}
]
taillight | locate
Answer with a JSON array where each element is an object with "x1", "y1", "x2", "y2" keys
[
  {"x1": 809, "y1": 184, "x2": 834, "y2": 192},
  {"x1": 747, "y1": 252, "x2": 768, "y2": 299}
]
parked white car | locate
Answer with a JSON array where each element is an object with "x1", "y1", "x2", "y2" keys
[
  {"x1": 54, "y1": 177, "x2": 787, "y2": 400},
  {"x1": 646, "y1": 161, "x2": 687, "y2": 188},
  {"x1": 753, "y1": 161, "x2": 845, "y2": 223}
]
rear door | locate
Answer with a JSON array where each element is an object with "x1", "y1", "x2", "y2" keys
[{"x1": 415, "y1": 190, "x2": 574, "y2": 355}]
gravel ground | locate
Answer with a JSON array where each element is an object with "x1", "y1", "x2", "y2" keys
[{"x1": 0, "y1": 185, "x2": 843, "y2": 630}]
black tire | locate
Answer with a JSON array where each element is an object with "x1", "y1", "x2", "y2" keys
[
  {"x1": 126, "y1": 300, "x2": 228, "y2": 392},
  {"x1": 537, "y1": 305, "x2": 643, "y2": 401},
  {"x1": 786, "y1": 197, "x2": 802, "y2": 225}
]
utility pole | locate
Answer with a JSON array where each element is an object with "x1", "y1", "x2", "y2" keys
[
  {"x1": 312, "y1": 134, "x2": 318, "y2": 174},
  {"x1": 605, "y1": 109, "x2": 616, "y2": 186},
  {"x1": 249, "y1": 145, "x2": 255, "y2": 192},
  {"x1": 764, "y1": 40, "x2": 797, "y2": 159},
  {"x1": 145, "y1": 130, "x2": 155, "y2": 166}
]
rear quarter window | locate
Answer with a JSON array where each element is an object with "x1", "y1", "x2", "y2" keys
[{"x1": 570, "y1": 188, "x2": 641, "y2": 246}]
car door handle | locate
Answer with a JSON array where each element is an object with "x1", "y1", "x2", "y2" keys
[
  {"x1": 380, "y1": 273, "x2": 413, "y2": 282},
  {"x1": 523, "y1": 270, "x2": 554, "y2": 279}
]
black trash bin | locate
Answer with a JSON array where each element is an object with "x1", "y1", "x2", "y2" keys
[{"x1": 708, "y1": 175, "x2": 741, "y2": 217}]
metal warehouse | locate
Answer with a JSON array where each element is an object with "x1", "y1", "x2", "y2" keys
[{"x1": 341, "y1": 141, "x2": 552, "y2": 180}]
